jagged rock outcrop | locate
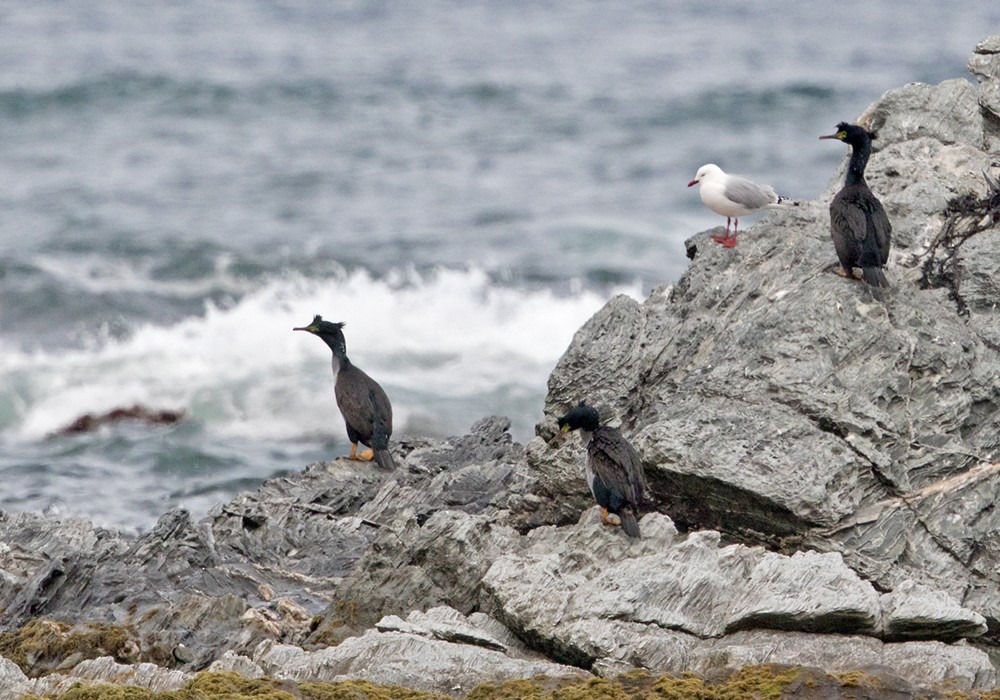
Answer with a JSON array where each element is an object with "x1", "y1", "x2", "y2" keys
[
  {"x1": 528, "y1": 34, "x2": 1000, "y2": 632},
  {"x1": 479, "y1": 509, "x2": 992, "y2": 687},
  {"x1": 1, "y1": 34, "x2": 1000, "y2": 700}
]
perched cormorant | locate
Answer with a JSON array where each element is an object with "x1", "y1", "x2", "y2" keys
[
  {"x1": 557, "y1": 402, "x2": 647, "y2": 539},
  {"x1": 687, "y1": 163, "x2": 798, "y2": 247},
  {"x1": 294, "y1": 315, "x2": 396, "y2": 470},
  {"x1": 820, "y1": 122, "x2": 892, "y2": 287}
]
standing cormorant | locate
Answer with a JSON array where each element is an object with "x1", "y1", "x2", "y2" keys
[
  {"x1": 557, "y1": 402, "x2": 647, "y2": 539},
  {"x1": 294, "y1": 315, "x2": 396, "y2": 470},
  {"x1": 687, "y1": 163, "x2": 798, "y2": 247},
  {"x1": 820, "y1": 122, "x2": 892, "y2": 287}
]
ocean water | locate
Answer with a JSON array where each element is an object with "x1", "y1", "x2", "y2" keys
[{"x1": 1, "y1": 1, "x2": 997, "y2": 531}]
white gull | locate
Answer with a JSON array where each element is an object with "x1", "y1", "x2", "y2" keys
[{"x1": 687, "y1": 163, "x2": 797, "y2": 247}]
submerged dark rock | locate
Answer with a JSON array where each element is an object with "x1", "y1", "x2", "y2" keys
[
  {"x1": 2, "y1": 34, "x2": 1000, "y2": 700},
  {"x1": 51, "y1": 404, "x2": 185, "y2": 436}
]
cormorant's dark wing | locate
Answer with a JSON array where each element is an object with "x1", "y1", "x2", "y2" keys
[
  {"x1": 868, "y1": 196, "x2": 892, "y2": 265},
  {"x1": 335, "y1": 365, "x2": 393, "y2": 448},
  {"x1": 830, "y1": 189, "x2": 867, "y2": 268},
  {"x1": 587, "y1": 426, "x2": 646, "y2": 510}
]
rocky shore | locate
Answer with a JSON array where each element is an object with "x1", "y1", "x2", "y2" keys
[{"x1": 2, "y1": 35, "x2": 1000, "y2": 700}]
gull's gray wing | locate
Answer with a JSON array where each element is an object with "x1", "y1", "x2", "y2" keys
[{"x1": 724, "y1": 175, "x2": 777, "y2": 210}]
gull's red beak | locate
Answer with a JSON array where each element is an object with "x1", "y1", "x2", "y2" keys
[{"x1": 687, "y1": 179, "x2": 698, "y2": 187}]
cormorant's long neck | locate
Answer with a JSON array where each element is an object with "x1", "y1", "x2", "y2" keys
[
  {"x1": 331, "y1": 353, "x2": 351, "y2": 374},
  {"x1": 845, "y1": 137, "x2": 872, "y2": 186},
  {"x1": 320, "y1": 335, "x2": 351, "y2": 372}
]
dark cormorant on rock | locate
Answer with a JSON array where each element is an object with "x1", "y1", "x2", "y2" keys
[
  {"x1": 820, "y1": 122, "x2": 892, "y2": 287},
  {"x1": 557, "y1": 402, "x2": 647, "y2": 538},
  {"x1": 294, "y1": 315, "x2": 396, "y2": 470}
]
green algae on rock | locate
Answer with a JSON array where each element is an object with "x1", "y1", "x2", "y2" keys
[{"x1": 0, "y1": 620, "x2": 140, "y2": 677}]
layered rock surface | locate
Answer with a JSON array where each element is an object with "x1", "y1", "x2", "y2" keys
[{"x1": 2, "y1": 35, "x2": 1000, "y2": 700}]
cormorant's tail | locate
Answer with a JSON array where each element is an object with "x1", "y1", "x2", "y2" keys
[
  {"x1": 861, "y1": 266, "x2": 889, "y2": 288},
  {"x1": 620, "y1": 510, "x2": 641, "y2": 539},
  {"x1": 370, "y1": 408, "x2": 395, "y2": 470},
  {"x1": 374, "y1": 448, "x2": 396, "y2": 471},
  {"x1": 369, "y1": 389, "x2": 391, "y2": 450},
  {"x1": 859, "y1": 230, "x2": 889, "y2": 287}
]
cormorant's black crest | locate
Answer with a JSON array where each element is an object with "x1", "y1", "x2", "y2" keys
[
  {"x1": 558, "y1": 402, "x2": 601, "y2": 433},
  {"x1": 824, "y1": 122, "x2": 876, "y2": 145},
  {"x1": 293, "y1": 315, "x2": 346, "y2": 336},
  {"x1": 293, "y1": 314, "x2": 348, "y2": 356}
]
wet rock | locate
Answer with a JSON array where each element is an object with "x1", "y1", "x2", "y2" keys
[{"x1": 51, "y1": 404, "x2": 185, "y2": 436}]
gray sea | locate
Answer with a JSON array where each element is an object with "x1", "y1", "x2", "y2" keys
[{"x1": 1, "y1": 1, "x2": 997, "y2": 531}]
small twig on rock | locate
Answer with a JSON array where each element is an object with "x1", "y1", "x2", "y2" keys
[{"x1": 917, "y1": 170, "x2": 1000, "y2": 315}]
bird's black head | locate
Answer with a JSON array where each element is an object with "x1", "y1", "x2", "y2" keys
[
  {"x1": 819, "y1": 122, "x2": 877, "y2": 145},
  {"x1": 293, "y1": 314, "x2": 347, "y2": 356},
  {"x1": 557, "y1": 402, "x2": 601, "y2": 433}
]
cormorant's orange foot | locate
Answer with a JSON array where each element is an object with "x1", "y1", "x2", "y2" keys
[
  {"x1": 358, "y1": 448, "x2": 375, "y2": 461},
  {"x1": 599, "y1": 507, "x2": 620, "y2": 527},
  {"x1": 834, "y1": 267, "x2": 863, "y2": 280}
]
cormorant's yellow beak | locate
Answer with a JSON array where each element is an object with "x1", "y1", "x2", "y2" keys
[
  {"x1": 292, "y1": 324, "x2": 318, "y2": 333},
  {"x1": 819, "y1": 131, "x2": 846, "y2": 141},
  {"x1": 560, "y1": 424, "x2": 570, "y2": 434}
]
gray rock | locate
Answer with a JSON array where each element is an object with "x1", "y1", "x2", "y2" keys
[
  {"x1": 0, "y1": 656, "x2": 29, "y2": 700},
  {"x1": 533, "y1": 39, "x2": 1000, "y2": 641},
  {"x1": 880, "y1": 580, "x2": 988, "y2": 641},
  {"x1": 726, "y1": 551, "x2": 881, "y2": 635},
  {"x1": 24, "y1": 657, "x2": 192, "y2": 695},
  {"x1": 482, "y1": 510, "x2": 985, "y2": 670},
  {"x1": 253, "y1": 627, "x2": 587, "y2": 696},
  {"x1": 207, "y1": 650, "x2": 265, "y2": 678},
  {"x1": 0, "y1": 416, "x2": 524, "y2": 669},
  {"x1": 313, "y1": 509, "x2": 522, "y2": 642},
  {"x1": 375, "y1": 606, "x2": 509, "y2": 652},
  {"x1": 969, "y1": 35, "x2": 1000, "y2": 148},
  {"x1": 690, "y1": 631, "x2": 995, "y2": 691},
  {"x1": 859, "y1": 78, "x2": 984, "y2": 150}
]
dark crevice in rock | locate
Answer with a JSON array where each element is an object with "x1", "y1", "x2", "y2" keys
[
  {"x1": 724, "y1": 611, "x2": 876, "y2": 636},
  {"x1": 645, "y1": 467, "x2": 810, "y2": 543}
]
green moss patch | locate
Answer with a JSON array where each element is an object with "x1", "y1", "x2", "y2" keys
[
  {"x1": 16, "y1": 665, "x2": 1000, "y2": 700},
  {"x1": 0, "y1": 619, "x2": 139, "y2": 676}
]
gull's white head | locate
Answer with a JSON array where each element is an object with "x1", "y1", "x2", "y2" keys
[{"x1": 687, "y1": 163, "x2": 725, "y2": 187}]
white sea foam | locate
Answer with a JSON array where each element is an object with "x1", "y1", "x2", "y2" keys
[{"x1": 0, "y1": 267, "x2": 641, "y2": 441}]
